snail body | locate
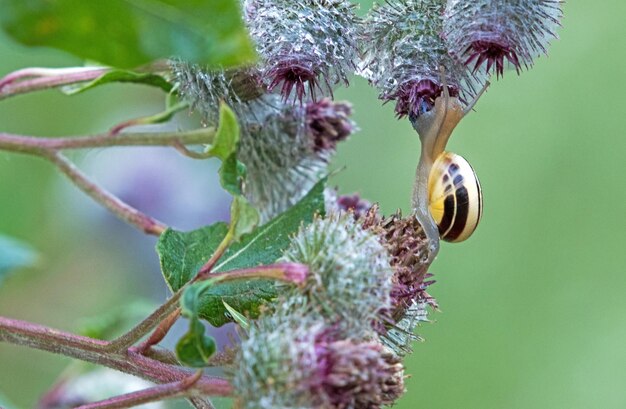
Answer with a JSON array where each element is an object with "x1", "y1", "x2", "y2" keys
[{"x1": 411, "y1": 73, "x2": 489, "y2": 263}]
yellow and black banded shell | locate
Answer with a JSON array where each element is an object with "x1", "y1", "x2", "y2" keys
[{"x1": 428, "y1": 152, "x2": 483, "y2": 242}]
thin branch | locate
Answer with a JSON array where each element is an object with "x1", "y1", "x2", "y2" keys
[
  {"x1": 196, "y1": 230, "x2": 235, "y2": 276},
  {"x1": 0, "y1": 316, "x2": 233, "y2": 396},
  {"x1": 197, "y1": 263, "x2": 309, "y2": 285},
  {"x1": 44, "y1": 152, "x2": 167, "y2": 236},
  {"x1": 0, "y1": 67, "x2": 110, "y2": 100},
  {"x1": 106, "y1": 288, "x2": 185, "y2": 352},
  {"x1": 0, "y1": 128, "x2": 216, "y2": 155},
  {"x1": 174, "y1": 141, "x2": 214, "y2": 159},
  {"x1": 75, "y1": 371, "x2": 204, "y2": 409},
  {"x1": 109, "y1": 101, "x2": 190, "y2": 135},
  {"x1": 136, "y1": 307, "x2": 182, "y2": 354}
]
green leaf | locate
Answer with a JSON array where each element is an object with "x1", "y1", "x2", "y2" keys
[
  {"x1": 157, "y1": 179, "x2": 326, "y2": 326},
  {"x1": 230, "y1": 196, "x2": 259, "y2": 242},
  {"x1": 222, "y1": 300, "x2": 249, "y2": 330},
  {"x1": 219, "y1": 154, "x2": 246, "y2": 196},
  {"x1": 0, "y1": 0, "x2": 256, "y2": 69},
  {"x1": 207, "y1": 103, "x2": 240, "y2": 160},
  {"x1": 176, "y1": 319, "x2": 217, "y2": 367},
  {"x1": 61, "y1": 69, "x2": 172, "y2": 95},
  {"x1": 177, "y1": 279, "x2": 218, "y2": 367},
  {"x1": 0, "y1": 234, "x2": 37, "y2": 286},
  {"x1": 209, "y1": 104, "x2": 245, "y2": 195}
]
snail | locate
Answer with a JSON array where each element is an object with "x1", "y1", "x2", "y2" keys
[{"x1": 411, "y1": 70, "x2": 489, "y2": 264}]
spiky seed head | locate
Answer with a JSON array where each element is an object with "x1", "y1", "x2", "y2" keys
[
  {"x1": 237, "y1": 95, "x2": 330, "y2": 222},
  {"x1": 360, "y1": 206, "x2": 438, "y2": 355},
  {"x1": 234, "y1": 311, "x2": 405, "y2": 409},
  {"x1": 444, "y1": 0, "x2": 563, "y2": 77},
  {"x1": 169, "y1": 60, "x2": 264, "y2": 125},
  {"x1": 243, "y1": 0, "x2": 361, "y2": 103},
  {"x1": 360, "y1": 0, "x2": 483, "y2": 119},
  {"x1": 233, "y1": 312, "x2": 324, "y2": 409},
  {"x1": 281, "y1": 213, "x2": 395, "y2": 339},
  {"x1": 305, "y1": 99, "x2": 356, "y2": 153}
]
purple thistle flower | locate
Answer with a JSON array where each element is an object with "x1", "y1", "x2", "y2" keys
[
  {"x1": 389, "y1": 78, "x2": 460, "y2": 119},
  {"x1": 234, "y1": 313, "x2": 405, "y2": 409},
  {"x1": 360, "y1": 0, "x2": 483, "y2": 118},
  {"x1": 305, "y1": 99, "x2": 356, "y2": 153},
  {"x1": 336, "y1": 193, "x2": 372, "y2": 220},
  {"x1": 312, "y1": 336, "x2": 405, "y2": 409},
  {"x1": 244, "y1": 0, "x2": 361, "y2": 104},
  {"x1": 266, "y1": 56, "x2": 322, "y2": 104},
  {"x1": 444, "y1": 0, "x2": 563, "y2": 78},
  {"x1": 360, "y1": 206, "x2": 439, "y2": 354}
]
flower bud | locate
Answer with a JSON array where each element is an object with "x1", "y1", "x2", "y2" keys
[
  {"x1": 444, "y1": 0, "x2": 563, "y2": 77},
  {"x1": 305, "y1": 99, "x2": 356, "y2": 153},
  {"x1": 361, "y1": 0, "x2": 482, "y2": 119},
  {"x1": 234, "y1": 312, "x2": 405, "y2": 409},
  {"x1": 281, "y1": 213, "x2": 394, "y2": 339},
  {"x1": 243, "y1": 0, "x2": 361, "y2": 103},
  {"x1": 169, "y1": 62, "x2": 358, "y2": 222},
  {"x1": 170, "y1": 60, "x2": 264, "y2": 124},
  {"x1": 237, "y1": 95, "x2": 330, "y2": 222}
]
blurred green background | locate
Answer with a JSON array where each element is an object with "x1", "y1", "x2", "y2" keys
[{"x1": 1, "y1": 1, "x2": 625, "y2": 408}]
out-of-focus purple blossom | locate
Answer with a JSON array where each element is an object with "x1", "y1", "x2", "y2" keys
[
  {"x1": 305, "y1": 99, "x2": 356, "y2": 153},
  {"x1": 336, "y1": 193, "x2": 372, "y2": 220}
]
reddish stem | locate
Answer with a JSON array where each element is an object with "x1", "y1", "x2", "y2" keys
[
  {"x1": 0, "y1": 67, "x2": 110, "y2": 100},
  {"x1": 137, "y1": 307, "x2": 182, "y2": 354},
  {"x1": 0, "y1": 317, "x2": 233, "y2": 395},
  {"x1": 45, "y1": 152, "x2": 166, "y2": 236}
]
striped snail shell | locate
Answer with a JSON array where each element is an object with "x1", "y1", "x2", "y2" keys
[{"x1": 428, "y1": 151, "x2": 482, "y2": 242}]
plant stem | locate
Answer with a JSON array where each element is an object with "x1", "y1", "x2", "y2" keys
[
  {"x1": 0, "y1": 67, "x2": 110, "y2": 100},
  {"x1": 75, "y1": 371, "x2": 205, "y2": 409},
  {"x1": 196, "y1": 230, "x2": 235, "y2": 276},
  {"x1": 0, "y1": 128, "x2": 216, "y2": 154},
  {"x1": 45, "y1": 152, "x2": 167, "y2": 236},
  {"x1": 0, "y1": 316, "x2": 233, "y2": 396},
  {"x1": 137, "y1": 307, "x2": 182, "y2": 353},
  {"x1": 107, "y1": 288, "x2": 185, "y2": 352},
  {"x1": 199, "y1": 263, "x2": 309, "y2": 285}
]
